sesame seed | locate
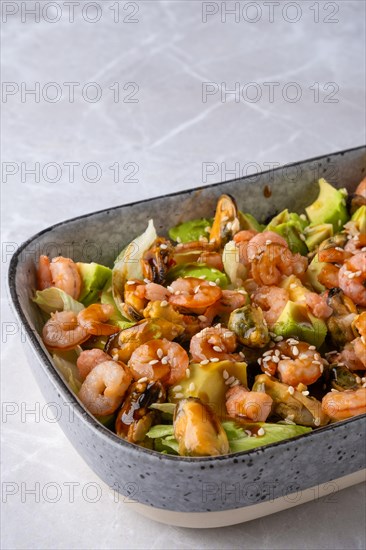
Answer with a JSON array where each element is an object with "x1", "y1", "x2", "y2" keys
[
  {"x1": 314, "y1": 418, "x2": 321, "y2": 426},
  {"x1": 208, "y1": 281, "x2": 217, "y2": 287},
  {"x1": 175, "y1": 393, "x2": 183, "y2": 399},
  {"x1": 225, "y1": 376, "x2": 236, "y2": 385},
  {"x1": 224, "y1": 331, "x2": 234, "y2": 338},
  {"x1": 299, "y1": 353, "x2": 308, "y2": 360},
  {"x1": 200, "y1": 359, "x2": 209, "y2": 365},
  {"x1": 308, "y1": 345, "x2": 316, "y2": 350},
  {"x1": 167, "y1": 285, "x2": 174, "y2": 293},
  {"x1": 354, "y1": 270, "x2": 362, "y2": 277},
  {"x1": 269, "y1": 332, "x2": 276, "y2": 338},
  {"x1": 160, "y1": 300, "x2": 168, "y2": 307},
  {"x1": 149, "y1": 359, "x2": 159, "y2": 365},
  {"x1": 239, "y1": 351, "x2": 245, "y2": 359},
  {"x1": 284, "y1": 418, "x2": 296, "y2": 425},
  {"x1": 137, "y1": 377, "x2": 148, "y2": 383},
  {"x1": 263, "y1": 350, "x2": 273, "y2": 357},
  {"x1": 290, "y1": 283, "x2": 297, "y2": 289},
  {"x1": 194, "y1": 285, "x2": 201, "y2": 294},
  {"x1": 272, "y1": 356, "x2": 279, "y2": 363},
  {"x1": 173, "y1": 385, "x2": 182, "y2": 392},
  {"x1": 174, "y1": 290, "x2": 181, "y2": 295},
  {"x1": 226, "y1": 221, "x2": 232, "y2": 231},
  {"x1": 215, "y1": 278, "x2": 221, "y2": 285},
  {"x1": 126, "y1": 280, "x2": 136, "y2": 285},
  {"x1": 299, "y1": 234, "x2": 306, "y2": 242},
  {"x1": 213, "y1": 345, "x2": 223, "y2": 353},
  {"x1": 144, "y1": 278, "x2": 151, "y2": 284},
  {"x1": 362, "y1": 377, "x2": 366, "y2": 383},
  {"x1": 300, "y1": 214, "x2": 307, "y2": 221},
  {"x1": 335, "y1": 246, "x2": 343, "y2": 251},
  {"x1": 198, "y1": 315, "x2": 207, "y2": 322},
  {"x1": 223, "y1": 370, "x2": 229, "y2": 380},
  {"x1": 302, "y1": 390, "x2": 310, "y2": 396},
  {"x1": 274, "y1": 349, "x2": 280, "y2": 357},
  {"x1": 157, "y1": 348, "x2": 163, "y2": 359},
  {"x1": 292, "y1": 346, "x2": 299, "y2": 356},
  {"x1": 160, "y1": 243, "x2": 168, "y2": 250},
  {"x1": 269, "y1": 342, "x2": 275, "y2": 348},
  {"x1": 257, "y1": 428, "x2": 265, "y2": 436},
  {"x1": 112, "y1": 354, "x2": 119, "y2": 361},
  {"x1": 237, "y1": 289, "x2": 247, "y2": 295},
  {"x1": 188, "y1": 382, "x2": 196, "y2": 392},
  {"x1": 186, "y1": 368, "x2": 191, "y2": 378},
  {"x1": 356, "y1": 376, "x2": 362, "y2": 384},
  {"x1": 198, "y1": 275, "x2": 206, "y2": 279},
  {"x1": 274, "y1": 335, "x2": 283, "y2": 342},
  {"x1": 210, "y1": 357, "x2": 220, "y2": 363},
  {"x1": 331, "y1": 389, "x2": 339, "y2": 393},
  {"x1": 176, "y1": 236, "x2": 182, "y2": 243},
  {"x1": 263, "y1": 356, "x2": 272, "y2": 362},
  {"x1": 161, "y1": 357, "x2": 169, "y2": 365},
  {"x1": 362, "y1": 382, "x2": 366, "y2": 388},
  {"x1": 288, "y1": 386, "x2": 295, "y2": 395},
  {"x1": 245, "y1": 430, "x2": 252, "y2": 436},
  {"x1": 205, "y1": 226, "x2": 211, "y2": 233},
  {"x1": 230, "y1": 379, "x2": 240, "y2": 387},
  {"x1": 265, "y1": 240, "x2": 272, "y2": 245}
]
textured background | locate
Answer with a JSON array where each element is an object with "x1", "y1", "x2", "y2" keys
[{"x1": 1, "y1": 1, "x2": 365, "y2": 548}]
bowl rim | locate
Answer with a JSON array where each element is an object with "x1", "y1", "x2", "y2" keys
[{"x1": 8, "y1": 144, "x2": 366, "y2": 464}]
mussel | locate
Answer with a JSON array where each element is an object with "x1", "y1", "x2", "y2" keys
[
  {"x1": 142, "y1": 238, "x2": 174, "y2": 285},
  {"x1": 209, "y1": 194, "x2": 240, "y2": 248},
  {"x1": 228, "y1": 305, "x2": 269, "y2": 348},
  {"x1": 116, "y1": 380, "x2": 166, "y2": 443},
  {"x1": 173, "y1": 398, "x2": 229, "y2": 456},
  {"x1": 326, "y1": 288, "x2": 358, "y2": 347}
]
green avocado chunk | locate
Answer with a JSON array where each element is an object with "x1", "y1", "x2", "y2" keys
[
  {"x1": 167, "y1": 263, "x2": 228, "y2": 288},
  {"x1": 266, "y1": 209, "x2": 308, "y2": 254},
  {"x1": 168, "y1": 360, "x2": 247, "y2": 417},
  {"x1": 238, "y1": 211, "x2": 265, "y2": 232},
  {"x1": 272, "y1": 300, "x2": 327, "y2": 347},
  {"x1": 304, "y1": 223, "x2": 334, "y2": 251},
  {"x1": 305, "y1": 255, "x2": 327, "y2": 293},
  {"x1": 305, "y1": 178, "x2": 349, "y2": 232},
  {"x1": 351, "y1": 205, "x2": 366, "y2": 234},
  {"x1": 169, "y1": 218, "x2": 213, "y2": 243},
  {"x1": 77, "y1": 262, "x2": 112, "y2": 306}
]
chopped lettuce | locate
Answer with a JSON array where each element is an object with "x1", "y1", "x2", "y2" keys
[
  {"x1": 33, "y1": 288, "x2": 84, "y2": 315},
  {"x1": 149, "y1": 403, "x2": 176, "y2": 415},
  {"x1": 222, "y1": 240, "x2": 248, "y2": 285},
  {"x1": 112, "y1": 219, "x2": 157, "y2": 314},
  {"x1": 52, "y1": 349, "x2": 82, "y2": 394}
]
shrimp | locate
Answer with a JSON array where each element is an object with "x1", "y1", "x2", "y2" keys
[
  {"x1": 204, "y1": 289, "x2": 248, "y2": 325},
  {"x1": 226, "y1": 385, "x2": 273, "y2": 422},
  {"x1": 260, "y1": 340, "x2": 326, "y2": 388},
  {"x1": 128, "y1": 338, "x2": 189, "y2": 386},
  {"x1": 77, "y1": 304, "x2": 120, "y2": 336},
  {"x1": 355, "y1": 177, "x2": 366, "y2": 198},
  {"x1": 318, "y1": 263, "x2": 340, "y2": 289},
  {"x1": 197, "y1": 251, "x2": 224, "y2": 271},
  {"x1": 353, "y1": 311, "x2": 366, "y2": 339},
  {"x1": 144, "y1": 282, "x2": 171, "y2": 302},
  {"x1": 77, "y1": 349, "x2": 112, "y2": 381},
  {"x1": 189, "y1": 326, "x2": 240, "y2": 363},
  {"x1": 344, "y1": 233, "x2": 366, "y2": 254},
  {"x1": 337, "y1": 339, "x2": 366, "y2": 371},
  {"x1": 78, "y1": 360, "x2": 132, "y2": 416},
  {"x1": 37, "y1": 255, "x2": 52, "y2": 290},
  {"x1": 42, "y1": 310, "x2": 89, "y2": 350},
  {"x1": 338, "y1": 252, "x2": 366, "y2": 307},
  {"x1": 305, "y1": 292, "x2": 333, "y2": 319},
  {"x1": 247, "y1": 231, "x2": 307, "y2": 286},
  {"x1": 233, "y1": 230, "x2": 258, "y2": 265},
  {"x1": 37, "y1": 255, "x2": 82, "y2": 299},
  {"x1": 322, "y1": 388, "x2": 366, "y2": 421},
  {"x1": 252, "y1": 285, "x2": 289, "y2": 326},
  {"x1": 168, "y1": 277, "x2": 222, "y2": 313}
]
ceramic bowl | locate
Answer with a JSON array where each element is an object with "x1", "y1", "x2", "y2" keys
[{"x1": 8, "y1": 146, "x2": 366, "y2": 528}]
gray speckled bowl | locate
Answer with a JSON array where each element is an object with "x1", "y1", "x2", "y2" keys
[{"x1": 8, "y1": 146, "x2": 366, "y2": 527}]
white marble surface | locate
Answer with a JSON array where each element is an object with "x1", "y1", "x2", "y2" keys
[{"x1": 2, "y1": 1, "x2": 366, "y2": 548}]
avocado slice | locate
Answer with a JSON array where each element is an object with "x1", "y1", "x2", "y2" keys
[
  {"x1": 169, "y1": 218, "x2": 213, "y2": 243},
  {"x1": 266, "y1": 209, "x2": 308, "y2": 254},
  {"x1": 166, "y1": 263, "x2": 228, "y2": 288},
  {"x1": 168, "y1": 360, "x2": 247, "y2": 417},
  {"x1": 272, "y1": 300, "x2": 327, "y2": 347},
  {"x1": 305, "y1": 255, "x2": 327, "y2": 293},
  {"x1": 351, "y1": 205, "x2": 366, "y2": 234},
  {"x1": 238, "y1": 211, "x2": 265, "y2": 232},
  {"x1": 305, "y1": 178, "x2": 349, "y2": 232},
  {"x1": 304, "y1": 223, "x2": 334, "y2": 251},
  {"x1": 77, "y1": 262, "x2": 112, "y2": 306}
]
